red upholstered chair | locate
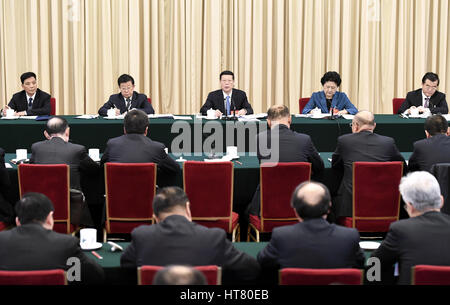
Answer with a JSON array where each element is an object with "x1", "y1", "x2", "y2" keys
[
  {"x1": 248, "y1": 162, "x2": 311, "y2": 242},
  {"x1": 0, "y1": 269, "x2": 67, "y2": 285},
  {"x1": 147, "y1": 98, "x2": 152, "y2": 104},
  {"x1": 18, "y1": 164, "x2": 72, "y2": 234},
  {"x1": 183, "y1": 161, "x2": 239, "y2": 241},
  {"x1": 279, "y1": 268, "x2": 363, "y2": 285},
  {"x1": 50, "y1": 97, "x2": 56, "y2": 115},
  {"x1": 0, "y1": 222, "x2": 7, "y2": 231},
  {"x1": 392, "y1": 98, "x2": 405, "y2": 114},
  {"x1": 104, "y1": 163, "x2": 156, "y2": 240},
  {"x1": 412, "y1": 265, "x2": 450, "y2": 285},
  {"x1": 299, "y1": 97, "x2": 310, "y2": 114},
  {"x1": 138, "y1": 265, "x2": 221, "y2": 285},
  {"x1": 338, "y1": 162, "x2": 403, "y2": 232}
]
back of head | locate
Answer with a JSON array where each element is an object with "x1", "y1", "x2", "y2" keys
[
  {"x1": 353, "y1": 111, "x2": 375, "y2": 129},
  {"x1": 20, "y1": 72, "x2": 37, "y2": 84},
  {"x1": 220, "y1": 70, "x2": 234, "y2": 80},
  {"x1": 118, "y1": 74, "x2": 135, "y2": 87},
  {"x1": 124, "y1": 109, "x2": 149, "y2": 134},
  {"x1": 46, "y1": 116, "x2": 68, "y2": 136},
  {"x1": 320, "y1": 71, "x2": 341, "y2": 87},
  {"x1": 425, "y1": 114, "x2": 448, "y2": 136},
  {"x1": 291, "y1": 181, "x2": 331, "y2": 219},
  {"x1": 153, "y1": 265, "x2": 207, "y2": 285},
  {"x1": 422, "y1": 72, "x2": 439, "y2": 86},
  {"x1": 267, "y1": 105, "x2": 290, "y2": 121},
  {"x1": 399, "y1": 171, "x2": 441, "y2": 212},
  {"x1": 15, "y1": 193, "x2": 54, "y2": 225},
  {"x1": 153, "y1": 187, "x2": 189, "y2": 218}
]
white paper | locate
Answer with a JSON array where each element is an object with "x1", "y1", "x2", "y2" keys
[
  {"x1": 342, "y1": 114, "x2": 355, "y2": 120},
  {"x1": 18, "y1": 116, "x2": 38, "y2": 120},
  {"x1": 5, "y1": 163, "x2": 12, "y2": 168},
  {"x1": 148, "y1": 114, "x2": 174, "y2": 119},
  {"x1": 294, "y1": 114, "x2": 309, "y2": 118},
  {"x1": 1, "y1": 116, "x2": 19, "y2": 120},
  {"x1": 442, "y1": 114, "x2": 450, "y2": 121},
  {"x1": 173, "y1": 116, "x2": 192, "y2": 120},
  {"x1": 75, "y1": 115, "x2": 99, "y2": 119}
]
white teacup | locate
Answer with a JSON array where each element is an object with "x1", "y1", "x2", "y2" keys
[
  {"x1": 226, "y1": 146, "x2": 238, "y2": 158},
  {"x1": 89, "y1": 148, "x2": 100, "y2": 161},
  {"x1": 80, "y1": 228, "x2": 97, "y2": 248},
  {"x1": 410, "y1": 108, "x2": 419, "y2": 116},
  {"x1": 107, "y1": 108, "x2": 116, "y2": 118},
  {"x1": 16, "y1": 149, "x2": 27, "y2": 160},
  {"x1": 5, "y1": 108, "x2": 14, "y2": 117},
  {"x1": 207, "y1": 109, "x2": 216, "y2": 119}
]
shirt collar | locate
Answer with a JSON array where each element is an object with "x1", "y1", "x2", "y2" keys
[
  {"x1": 26, "y1": 92, "x2": 37, "y2": 100},
  {"x1": 222, "y1": 90, "x2": 233, "y2": 99}
]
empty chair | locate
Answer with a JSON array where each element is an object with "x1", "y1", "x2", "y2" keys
[
  {"x1": 412, "y1": 265, "x2": 450, "y2": 285},
  {"x1": 104, "y1": 163, "x2": 156, "y2": 240},
  {"x1": 392, "y1": 98, "x2": 405, "y2": 114},
  {"x1": 279, "y1": 268, "x2": 363, "y2": 285},
  {"x1": 339, "y1": 162, "x2": 403, "y2": 232},
  {"x1": 138, "y1": 265, "x2": 221, "y2": 285},
  {"x1": 299, "y1": 97, "x2": 310, "y2": 114},
  {"x1": 18, "y1": 164, "x2": 71, "y2": 234},
  {"x1": 183, "y1": 161, "x2": 239, "y2": 241},
  {"x1": 50, "y1": 97, "x2": 56, "y2": 115},
  {"x1": 0, "y1": 269, "x2": 67, "y2": 285}
]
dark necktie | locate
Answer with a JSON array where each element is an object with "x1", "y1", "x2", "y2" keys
[
  {"x1": 424, "y1": 97, "x2": 430, "y2": 108},
  {"x1": 28, "y1": 98, "x2": 33, "y2": 109},
  {"x1": 126, "y1": 98, "x2": 131, "y2": 111}
]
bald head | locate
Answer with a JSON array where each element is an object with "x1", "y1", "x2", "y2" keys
[
  {"x1": 291, "y1": 181, "x2": 331, "y2": 219},
  {"x1": 44, "y1": 116, "x2": 69, "y2": 141},
  {"x1": 352, "y1": 111, "x2": 375, "y2": 133},
  {"x1": 153, "y1": 265, "x2": 207, "y2": 285},
  {"x1": 267, "y1": 105, "x2": 291, "y2": 128}
]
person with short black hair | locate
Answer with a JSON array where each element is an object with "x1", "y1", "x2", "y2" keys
[
  {"x1": 153, "y1": 265, "x2": 207, "y2": 285},
  {"x1": 398, "y1": 72, "x2": 448, "y2": 115},
  {"x1": 98, "y1": 74, "x2": 154, "y2": 116},
  {"x1": 0, "y1": 193, "x2": 104, "y2": 284},
  {"x1": 257, "y1": 181, "x2": 364, "y2": 270},
  {"x1": 2, "y1": 72, "x2": 51, "y2": 116},
  {"x1": 101, "y1": 109, "x2": 179, "y2": 186},
  {"x1": 302, "y1": 71, "x2": 357, "y2": 115},
  {"x1": 408, "y1": 114, "x2": 450, "y2": 172},
  {"x1": 200, "y1": 70, "x2": 253, "y2": 117},
  {"x1": 121, "y1": 186, "x2": 260, "y2": 284}
]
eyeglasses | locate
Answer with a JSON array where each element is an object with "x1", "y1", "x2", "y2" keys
[{"x1": 120, "y1": 86, "x2": 134, "y2": 91}]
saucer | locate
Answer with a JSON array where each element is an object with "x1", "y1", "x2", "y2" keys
[
  {"x1": 359, "y1": 241, "x2": 380, "y2": 250},
  {"x1": 80, "y1": 242, "x2": 103, "y2": 250}
]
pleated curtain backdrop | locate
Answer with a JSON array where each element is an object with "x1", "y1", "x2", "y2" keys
[{"x1": 0, "y1": 0, "x2": 449, "y2": 115}]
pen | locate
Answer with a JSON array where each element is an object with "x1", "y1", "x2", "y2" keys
[
  {"x1": 91, "y1": 251, "x2": 103, "y2": 259},
  {"x1": 235, "y1": 161, "x2": 242, "y2": 165}
]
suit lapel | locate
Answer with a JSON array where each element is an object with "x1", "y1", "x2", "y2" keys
[{"x1": 217, "y1": 91, "x2": 225, "y2": 113}]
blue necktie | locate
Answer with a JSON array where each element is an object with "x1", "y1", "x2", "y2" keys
[
  {"x1": 28, "y1": 98, "x2": 33, "y2": 109},
  {"x1": 226, "y1": 96, "x2": 230, "y2": 115}
]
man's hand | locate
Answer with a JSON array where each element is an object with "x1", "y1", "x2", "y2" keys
[
  {"x1": 237, "y1": 109, "x2": 247, "y2": 116},
  {"x1": 115, "y1": 108, "x2": 121, "y2": 116},
  {"x1": 406, "y1": 106, "x2": 417, "y2": 114},
  {"x1": 215, "y1": 110, "x2": 222, "y2": 118},
  {"x1": 16, "y1": 111, "x2": 26, "y2": 116}
]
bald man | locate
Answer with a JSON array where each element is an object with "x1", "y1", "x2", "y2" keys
[
  {"x1": 257, "y1": 181, "x2": 364, "y2": 270},
  {"x1": 331, "y1": 111, "x2": 406, "y2": 219}
]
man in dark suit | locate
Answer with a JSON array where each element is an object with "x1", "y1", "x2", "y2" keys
[
  {"x1": 332, "y1": 111, "x2": 406, "y2": 218},
  {"x1": 120, "y1": 186, "x2": 260, "y2": 284},
  {"x1": 371, "y1": 171, "x2": 450, "y2": 284},
  {"x1": 2, "y1": 72, "x2": 51, "y2": 116},
  {"x1": 0, "y1": 148, "x2": 13, "y2": 226},
  {"x1": 200, "y1": 70, "x2": 253, "y2": 117},
  {"x1": 397, "y1": 72, "x2": 448, "y2": 115},
  {"x1": 409, "y1": 114, "x2": 450, "y2": 172},
  {"x1": 0, "y1": 193, "x2": 104, "y2": 284},
  {"x1": 101, "y1": 109, "x2": 179, "y2": 186},
  {"x1": 98, "y1": 74, "x2": 154, "y2": 116},
  {"x1": 258, "y1": 181, "x2": 364, "y2": 270},
  {"x1": 248, "y1": 105, "x2": 324, "y2": 215}
]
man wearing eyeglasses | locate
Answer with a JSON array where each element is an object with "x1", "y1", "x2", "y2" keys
[
  {"x1": 397, "y1": 72, "x2": 448, "y2": 115},
  {"x1": 98, "y1": 74, "x2": 155, "y2": 116}
]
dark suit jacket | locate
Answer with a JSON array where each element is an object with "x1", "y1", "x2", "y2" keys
[
  {"x1": 331, "y1": 131, "x2": 406, "y2": 217},
  {"x1": 248, "y1": 124, "x2": 324, "y2": 215},
  {"x1": 0, "y1": 223, "x2": 104, "y2": 284},
  {"x1": 258, "y1": 218, "x2": 364, "y2": 269},
  {"x1": 200, "y1": 89, "x2": 254, "y2": 115},
  {"x1": 8, "y1": 89, "x2": 51, "y2": 116},
  {"x1": 0, "y1": 148, "x2": 13, "y2": 224},
  {"x1": 371, "y1": 211, "x2": 450, "y2": 285},
  {"x1": 408, "y1": 134, "x2": 450, "y2": 172},
  {"x1": 398, "y1": 89, "x2": 448, "y2": 114},
  {"x1": 120, "y1": 215, "x2": 260, "y2": 283},
  {"x1": 30, "y1": 137, "x2": 99, "y2": 190},
  {"x1": 101, "y1": 134, "x2": 179, "y2": 186},
  {"x1": 98, "y1": 91, "x2": 154, "y2": 116}
]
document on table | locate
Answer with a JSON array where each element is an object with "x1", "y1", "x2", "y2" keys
[
  {"x1": 148, "y1": 114, "x2": 174, "y2": 119},
  {"x1": 173, "y1": 116, "x2": 192, "y2": 120},
  {"x1": 4, "y1": 163, "x2": 12, "y2": 168},
  {"x1": 75, "y1": 115, "x2": 99, "y2": 119}
]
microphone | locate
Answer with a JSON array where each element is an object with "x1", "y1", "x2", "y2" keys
[{"x1": 231, "y1": 98, "x2": 237, "y2": 121}]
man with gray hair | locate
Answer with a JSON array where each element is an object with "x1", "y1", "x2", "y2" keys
[{"x1": 371, "y1": 171, "x2": 450, "y2": 284}]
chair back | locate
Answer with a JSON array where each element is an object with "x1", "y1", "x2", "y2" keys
[
  {"x1": 104, "y1": 163, "x2": 156, "y2": 234},
  {"x1": 50, "y1": 97, "x2": 56, "y2": 115},
  {"x1": 0, "y1": 269, "x2": 67, "y2": 285},
  {"x1": 351, "y1": 162, "x2": 403, "y2": 231},
  {"x1": 431, "y1": 163, "x2": 450, "y2": 215},
  {"x1": 183, "y1": 161, "x2": 236, "y2": 232},
  {"x1": 412, "y1": 265, "x2": 450, "y2": 285},
  {"x1": 299, "y1": 97, "x2": 310, "y2": 113},
  {"x1": 279, "y1": 268, "x2": 363, "y2": 285},
  {"x1": 138, "y1": 265, "x2": 221, "y2": 285},
  {"x1": 392, "y1": 98, "x2": 405, "y2": 114},
  {"x1": 260, "y1": 162, "x2": 311, "y2": 232},
  {"x1": 18, "y1": 164, "x2": 71, "y2": 234},
  {"x1": 147, "y1": 98, "x2": 152, "y2": 104}
]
